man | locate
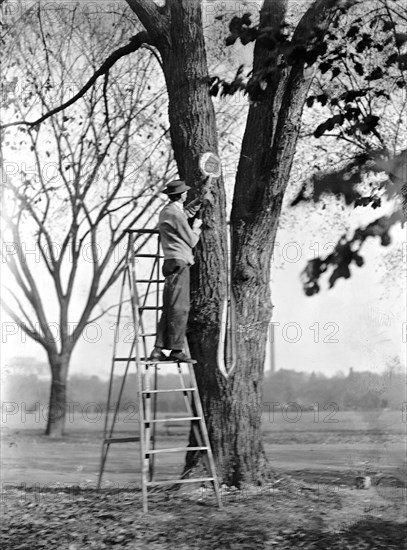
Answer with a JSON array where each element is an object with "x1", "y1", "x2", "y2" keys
[{"x1": 149, "y1": 180, "x2": 202, "y2": 362}]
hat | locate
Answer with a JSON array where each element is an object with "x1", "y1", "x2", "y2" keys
[{"x1": 163, "y1": 180, "x2": 190, "y2": 195}]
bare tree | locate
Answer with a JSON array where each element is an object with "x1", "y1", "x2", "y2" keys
[{"x1": 1, "y1": 5, "x2": 174, "y2": 436}]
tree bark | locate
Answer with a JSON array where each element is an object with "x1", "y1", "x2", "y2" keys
[{"x1": 45, "y1": 352, "x2": 71, "y2": 437}]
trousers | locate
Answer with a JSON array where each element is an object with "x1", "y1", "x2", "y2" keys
[{"x1": 155, "y1": 259, "x2": 190, "y2": 350}]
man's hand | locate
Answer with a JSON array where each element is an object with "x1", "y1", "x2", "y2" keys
[{"x1": 184, "y1": 197, "x2": 202, "y2": 218}]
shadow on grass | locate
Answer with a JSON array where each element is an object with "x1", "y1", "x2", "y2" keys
[{"x1": 282, "y1": 519, "x2": 406, "y2": 549}]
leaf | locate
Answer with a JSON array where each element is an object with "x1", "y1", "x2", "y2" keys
[
  {"x1": 316, "y1": 93, "x2": 328, "y2": 106},
  {"x1": 241, "y1": 13, "x2": 252, "y2": 27},
  {"x1": 344, "y1": 106, "x2": 360, "y2": 121},
  {"x1": 382, "y1": 20, "x2": 396, "y2": 32},
  {"x1": 395, "y1": 32, "x2": 407, "y2": 48},
  {"x1": 314, "y1": 121, "x2": 328, "y2": 138},
  {"x1": 357, "y1": 114, "x2": 379, "y2": 134},
  {"x1": 229, "y1": 16, "x2": 242, "y2": 34},
  {"x1": 385, "y1": 53, "x2": 398, "y2": 67},
  {"x1": 306, "y1": 96, "x2": 315, "y2": 108},
  {"x1": 356, "y1": 34, "x2": 372, "y2": 53},
  {"x1": 354, "y1": 62, "x2": 364, "y2": 76},
  {"x1": 347, "y1": 25, "x2": 359, "y2": 39},
  {"x1": 369, "y1": 67, "x2": 383, "y2": 80},
  {"x1": 353, "y1": 253, "x2": 364, "y2": 267},
  {"x1": 374, "y1": 90, "x2": 390, "y2": 100},
  {"x1": 331, "y1": 66, "x2": 341, "y2": 79},
  {"x1": 319, "y1": 61, "x2": 331, "y2": 74},
  {"x1": 209, "y1": 82, "x2": 219, "y2": 97},
  {"x1": 397, "y1": 53, "x2": 407, "y2": 71},
  {"x1": 329, "y1": 264, "x2": 350, "y2": 287},
  {"x1": 342, "y1": 89, "x2": 366, "y2": 103},
  {"x1": 225, "y1": 35, "x2": 237, "y2": 46}
]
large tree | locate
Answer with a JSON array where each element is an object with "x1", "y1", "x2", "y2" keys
[
  {"x1": 1, "y1": 0, "x2": 405, "y2": 483},
  {"x1": 121, "y1": 0, "x2": 405, "y2": 486},
  {"x1": 1, "y1": 5, "x2": 174, "y2": 436}
]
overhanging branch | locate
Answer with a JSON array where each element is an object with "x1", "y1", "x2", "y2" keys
[{"x1": 0, "y1": 31, "x2": 152, "y2": 129}]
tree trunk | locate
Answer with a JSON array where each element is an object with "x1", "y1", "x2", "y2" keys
[
  {"x1": 154, "y1": 0, "x2": 272, "y2": 486},
  {"x1": 45, "y1": 352, "x2": 71, "y2": 437}
]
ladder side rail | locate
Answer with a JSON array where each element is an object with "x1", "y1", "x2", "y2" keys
[
  {"x1": 133, "y1": 236, "x2": 155, "y2": 483},
  {"x1": 150, "y1": 233, "x2": 162, "y2": 480},
  {"x1": 176, "y1": 363, "x2": 214, "y2": 482},
  {"x1": 101, "y1": 262, "x2": 128, "y2": 441},
  {"x1": 143, "y1": 365, "x2": 154, "y2": 482},
  {"x1": 150, "y1": 365, "x2": 158, "y2": 481},
  {"x1": 186, "y1": 359, "x2": 223, "y2": 508},
  {"x1": 98, "y1": 249, "x2": 133, "y2": 490},
  {"x1": 104, "y1": 268, "x2": 138, "y2": 440},
  {"x1": 106, "y1": 352, "x2": 135, "y2": 440},
  {"x1": 129, "y1": 231, "x2": 148, "y2": 512},
  {"x1": 155, "y1": 233, "x2": 162, "y2": 341},
  {"x1": 101, "y1": 270, "x2": 139, "y2": 452},
  {"x1": 174, "y1": 361, "x2": 220, "y2": 488},
  {"x1": 132, "y1": 253, "x2": 153, "y2": 366},
  {"x1": 176, "y1": 364, "x2": 205, "y2": 449}
]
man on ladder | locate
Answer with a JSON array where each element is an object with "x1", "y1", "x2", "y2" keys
[{"x1": 149, "y1": 179, "x2": 202, "y2": 363}]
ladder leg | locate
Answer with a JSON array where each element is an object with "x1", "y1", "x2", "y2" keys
[
  {"x1": 186, "y1": 362, "x2": 223, "y2": 509},
  {"x1": 150, "y1": 366, "x2": 158, "y2": 481},
  {"x1": 97, "y1": 264, "x2": 129, "y2": 490},
  {"x1": 97, "y1": 442, "x2": 109, "y2": 491},
  {"x1": 129, "y1": 232, "x2": 148, "y2": 513},
  {"x1": 141, "y1": 364, "x2": 152, "y2": 511},
  {"x1": 177, "y1": 364, "x2": 205, "y2": 450}
]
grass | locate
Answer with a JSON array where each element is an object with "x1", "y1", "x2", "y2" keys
[{"x1": 1, "y1": 410, "x2": 406, "y2": 549}]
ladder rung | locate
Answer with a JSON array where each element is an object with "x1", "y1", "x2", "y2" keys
[
  {"x1": 144, "y1": 417, "x2": 200, "y2": 423},
  {"x1": 127, "y1": 229, "x2": 159, "y2": 234},
  {"x1": 139, "y1": 306, "x2": 162, "y2": 310},
  {"x1": 137, "y1": 280, "x2": 164, "y2": 283},
  {"x1": 146, "y1": 477, "x2": 214, "y2": 487},
  {"x1": 135, "y1": 254, "x2": 164, "y2": 258},
  {"x1": 142, "y1": 388, "x2": 195, "y2": 394},
  {"x1": 145, "y1": 446, "x2": 208, "y2": 455},
  {"x1": 113, "y1": 358, "x2": 190, "y2": 363},
  {"x1": 138, "y1": 333, "x2": 156, "y2": 337},
  {"x1": 104, "y1": 437, "x2": 140, "y2": 443},
  {"x1": 141, "y1": 359, "x2": 197, "y2": 365}
]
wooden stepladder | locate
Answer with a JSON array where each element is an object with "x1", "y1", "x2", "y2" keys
[{"x1": 97, "y1": 229, "x2": 222, "y2": 512}]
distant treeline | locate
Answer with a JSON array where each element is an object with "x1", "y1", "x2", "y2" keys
[{"x1": 3, "y1": 366, "x2": 405, "y2": 413}]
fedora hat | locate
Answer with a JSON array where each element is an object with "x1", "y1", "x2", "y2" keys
[{"x1": 163, "y1": 180, "x2": 190, "y2": 195}]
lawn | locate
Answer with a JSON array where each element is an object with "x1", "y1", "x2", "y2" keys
[{"x1": 1, "y1": 410, "x2": 406, "y2": 549}]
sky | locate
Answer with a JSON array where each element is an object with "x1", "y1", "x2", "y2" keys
[{"x1": 2, "y1": 218, "x2": 405, "y2": 380}]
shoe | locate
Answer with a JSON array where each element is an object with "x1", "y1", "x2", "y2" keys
[
  {"x1": 148, "y1": 349, "x2": 168, "y2": 362},
  {"x1": 169, "y1": 351, "x2": 196, "y2": 363}
]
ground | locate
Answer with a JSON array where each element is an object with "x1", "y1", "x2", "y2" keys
[{"x1": 1, "y1": 411, "x2": 406, "y2": 549}]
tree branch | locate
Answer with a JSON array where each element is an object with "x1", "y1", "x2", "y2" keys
[
  {"x1": 1, "y1": 299, "x2": 47, "y2": 348},
  {"x1": 0, "y1": 31, "x2": 152, "y2": 129},
  {"x1": 125, "y1": 0, "x2": 169, "y2": 42}
]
